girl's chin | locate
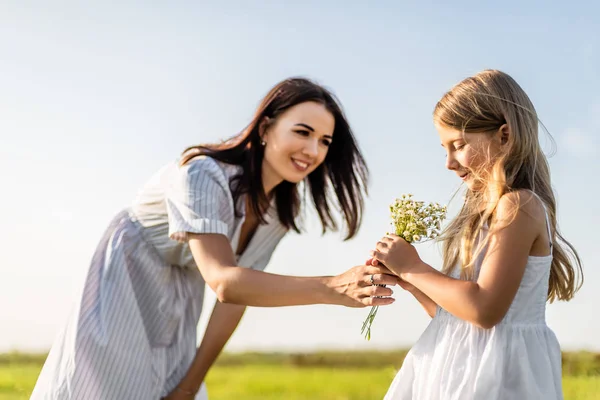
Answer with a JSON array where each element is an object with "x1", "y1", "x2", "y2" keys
[{"x1": 465, "y1": 181, "x2": 484, "y2": 192}]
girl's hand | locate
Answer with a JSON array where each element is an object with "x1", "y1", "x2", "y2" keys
[
  {"x1": 366, "y1": 257, "x2": 417, "y2": 293},
  {"x1": 370, "y1": 234, "x2": 424, "y2": 278},
  {"x1": 327, "y1": 264, "x2": 401, "y2": 308}
]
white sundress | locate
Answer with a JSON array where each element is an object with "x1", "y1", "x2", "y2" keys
[
  {"x1": 384, "y1": 203, "x2": 563, "y2": 400},
  {"x1": 31, "y1": 156, "x2": 288, "y2": 400}
]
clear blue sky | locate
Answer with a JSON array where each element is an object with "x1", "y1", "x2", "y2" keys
[{"x1": 1, "y1": 1, "x2": 598, "y2": 352}]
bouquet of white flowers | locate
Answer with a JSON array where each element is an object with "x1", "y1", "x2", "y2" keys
[{"x1": 361, "y1": 194, "x2": 447, "y2": 340}]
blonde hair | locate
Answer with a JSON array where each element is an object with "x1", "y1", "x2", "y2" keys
[{"x1": 434, "y1": 69, "x2": 583, "y2": 302}]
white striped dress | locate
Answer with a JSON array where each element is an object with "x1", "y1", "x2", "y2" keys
[{"x1": 31, "y1": 156, "x2": 288, "y2": 400}]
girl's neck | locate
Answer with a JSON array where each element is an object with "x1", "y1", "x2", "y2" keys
[{"x1": 468, "y1": 182, "x2": 504, "y2": 212}]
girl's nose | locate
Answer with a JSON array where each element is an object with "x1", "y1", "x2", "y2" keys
[{"x1": 445, "y1": 154, "x2": 458, "y2": 170}]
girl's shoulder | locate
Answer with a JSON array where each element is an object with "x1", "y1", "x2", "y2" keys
[
  {"x1": 495, "y1": 190, "x2": 547, "y2": 223},
  {"x1": 494, "y1": 190, "x2": 550, "y2": 257}
]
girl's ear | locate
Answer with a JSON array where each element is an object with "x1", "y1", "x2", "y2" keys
[{"x1": 499, "y1": 124, "x2": 510, "y2": 145}]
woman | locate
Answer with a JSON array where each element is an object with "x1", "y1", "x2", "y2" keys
[{"x1": 31, "y1": 77, "x2": 398, "y2": 400}]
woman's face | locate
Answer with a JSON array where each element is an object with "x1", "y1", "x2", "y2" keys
[{"x1": 261, "y1": 101, "x2": 334, "y2": 191}]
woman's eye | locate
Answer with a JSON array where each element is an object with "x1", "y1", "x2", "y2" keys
[
  {"x1": 321, "y1": 139, "x2": 331, "y2": 147},
  {"x1": 294, "y1": 130, "x2": 310, "y2": 137},
  {"x1": 455, "y1": 144, "x2": 465, "y2": 150}
]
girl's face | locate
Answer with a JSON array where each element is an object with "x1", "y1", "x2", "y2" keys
[
  {"x1": 261, "y1": 101, "x2": 334, "y2": 192},
  {"x1": 437, "y1": 124, "x2": 504, "y2": 191}
]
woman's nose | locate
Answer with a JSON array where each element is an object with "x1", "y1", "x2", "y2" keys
[{"x1": 303, "y1": 138, "x2": 319, "y2": 157}]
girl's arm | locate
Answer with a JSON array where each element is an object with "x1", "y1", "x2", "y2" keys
[
  {"x1": 373, "y1": 191, "x2": 545, "y2": 329},
  {"x1": 405, "y1": 284, "x2": 438, "y2": 318},
  {"x1": 368, "y1": 258, "x2": 437, "y2": 318}
]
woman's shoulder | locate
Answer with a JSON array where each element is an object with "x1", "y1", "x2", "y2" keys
[
  {"x1": 181, "y1": 154, "x2": 222, "y2": 172},
  {"x1": 178, "y1": 155, "x2": 242, "y2": 182}
]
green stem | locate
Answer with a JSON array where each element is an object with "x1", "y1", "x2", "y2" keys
[{"x1": 361, "y1": 306, "x2": 379, "y2": 340}]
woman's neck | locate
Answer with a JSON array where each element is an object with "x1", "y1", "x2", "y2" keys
[{"x1": 261, "y1": 164, "x2": 283, "y2": 195}]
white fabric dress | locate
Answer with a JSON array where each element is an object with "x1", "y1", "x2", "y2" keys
[
  {"x1": 384, "y1": 207, "x2": 563, "y2": 400},
  {"x1": 31, "y1": 156, "x2": 288, "y2": 400}
]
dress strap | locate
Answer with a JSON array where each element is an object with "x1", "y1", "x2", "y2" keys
[{"x1": 530, "y1": 191, "x2": 553, "y2": 250}]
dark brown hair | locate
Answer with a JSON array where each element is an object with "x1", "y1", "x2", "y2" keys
[{"x1": 181, "y1": 77, "x2": 369, "y2": 240}]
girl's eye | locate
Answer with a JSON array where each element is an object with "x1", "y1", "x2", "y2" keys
[
  {"x1": 321, "y1": 139, "x2": 331, "y2": 147},
  {"x1": 294, "y1": 130, "x2": 310, "y2": 137},
  {"x1": 455, "y1": 144, "x2": 465, "y2": 151}
]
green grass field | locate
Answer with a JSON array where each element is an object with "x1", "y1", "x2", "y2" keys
[{"x1": 1, "y1": 351, "x2": 599, "y2": 399}]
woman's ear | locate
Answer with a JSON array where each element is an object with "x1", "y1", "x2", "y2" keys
[{"x1": 259, "y1": 117, "x2": 272, "y2": 141}]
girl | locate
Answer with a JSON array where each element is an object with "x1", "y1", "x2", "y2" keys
[
  {"x1": 371, "y1": 70, "x2": 583, "y2": 400},
  {"x1": 32, "y1": 77, "x2": 399, "y2": 400}
]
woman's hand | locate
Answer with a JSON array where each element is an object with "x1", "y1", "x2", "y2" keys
[
  {"x1": 370, "y1": 234, "x2": 424, "y2": 278},
  {"x1": 161, "y1": 387, "x2": 196, "y2": 400},
  {"x1": 326, "y1": 264, "x2": 401, "y2": 308}
]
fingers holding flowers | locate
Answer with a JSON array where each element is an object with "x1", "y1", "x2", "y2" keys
[
  {"x1": 370, "y1": 234, "x2": 422, "y2": 277},
  {"x1": 361, "y1": 195, "x2": 447, "y2": 340}
]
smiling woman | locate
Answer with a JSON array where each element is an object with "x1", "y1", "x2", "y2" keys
[
  {"x1": 261, "y1": 103, "x2": 334, "y2": 190},
  {"x1": 30, "y1": 77, "x2": 401, "y2": 400}
]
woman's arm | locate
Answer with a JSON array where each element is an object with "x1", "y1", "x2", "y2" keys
[
  {"x1": 163, "y1": 302, "x2": 246, "y2": 398},
  {"x1": 188, "y1": 233, "x2": 401, "y2": 308},
  {"x1": 163, "y1": 234, "x2": 401, "y2": 398}
]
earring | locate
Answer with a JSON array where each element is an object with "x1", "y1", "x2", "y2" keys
[{"x1": 260, "y1": 140, "x2": 266, "y2": 146}]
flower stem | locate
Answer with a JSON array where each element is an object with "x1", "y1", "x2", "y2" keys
[{"x1": 361, "y1": 306, "x2": 379, "y2": 341}]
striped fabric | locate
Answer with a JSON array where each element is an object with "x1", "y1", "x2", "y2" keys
[{"x1": 31, "y1": 157, "x2": 288, "y2": 399}]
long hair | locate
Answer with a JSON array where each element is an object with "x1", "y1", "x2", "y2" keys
[
  {"x1": 434, "y1": 69, "x2": 583, "y2": 302},
  {"x1": 180, "y1": 77, "x2": 369, "y2": 240}
]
